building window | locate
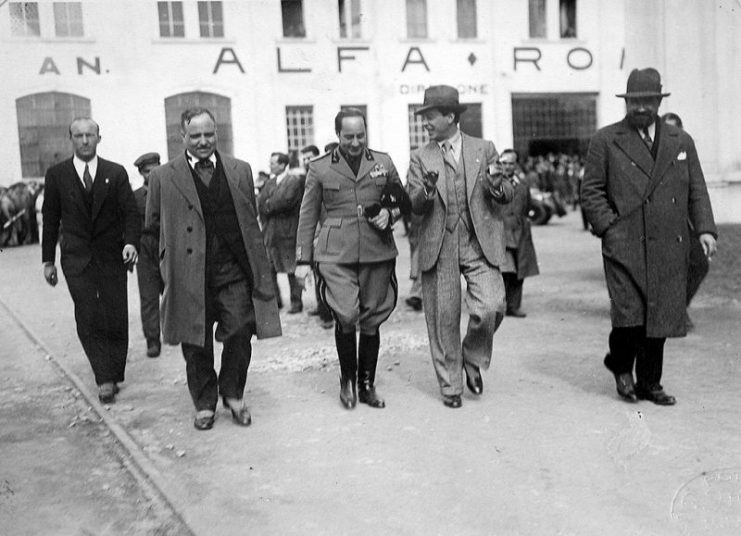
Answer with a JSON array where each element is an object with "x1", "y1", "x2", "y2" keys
[
  {"x1": 16, "y1": 92, "x2": 91, "y2": 178},
  {"x1": 338, "y1": 0, "x2": 361, "y2": 39},
  {"x1": 198, "y1": 1, "x2": 224, "y2": 38},
  {"x1": 158, "y1": 1, "x2": 185, "y2": 38},
  {"x1": 406, "y1": 0, "x2": 427, "y2": 39},
  {"x1": 164, "y1": 92, "x2": 233, "y2": 160},
  {"x1": 9, "y1": 2, "x2": 40, "y2": 37},
  {"x1": 459, "y1": 103, "x2": 482, "y2": 138},
  {"x1": 560, "y1": 0, "x2": 576, "y2": 38},
  {"x1": 53, "y1": 2, "x2": 83, "y2": 38},
  {"x1": 511, "y1": 93, "x2": 596, "y2": 158},
  {"x1": 528, "y1": 0, "x2": 546, "y2": 38},
  {"x1": 285, "y1": 106, "x2": 314, "y2": 166},
  {"x1": 281, "y1": 0, "x2": 306, "y2": 38},
  {"x1": 456, "y1": 0, "x2": 476, "y2": 39},
  {"x1": 407, "y1": 104, "x2": 427, "y2": 152}
]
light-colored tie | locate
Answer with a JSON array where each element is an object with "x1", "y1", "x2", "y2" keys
[
  {"x1": 442, "y1": 141, "x2": 456, "y2": 169},
  {"x1": 83, "y1": 164, "x2": 93, "y2": 193}
]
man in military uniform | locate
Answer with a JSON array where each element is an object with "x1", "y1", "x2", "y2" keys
[
  {"x1": 133, "y1": 152, "x2": 162, "y2": 357},
  {"x1": 295, "y1": 108, "x2": 403, "y2": 410}
]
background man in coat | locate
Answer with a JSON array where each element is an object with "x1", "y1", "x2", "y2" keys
[
  {"x1": 42, "y1": 117, "x2": 139, "y2": 404},
  {"x1": 132, "y1": 152, "x2": 162, "y2": 357},
  {"x1": 295, "y1": 108, "x2": 403, "y2": 410},
  {"x1": 581, "y1": 68, "x2": 717, "y2": 406},
  {"x1": 258, "y1": 151, "x2": 305, "y2": 314},
  {"x1": 407, "y1": 85, "x2": 514, "y2": 409},
  {"x1": 499, "y1": 149, "x2": 539, "y2": 318},
  {"x1": 146, "y1": 107, "x2": 281, "y2": 430}
]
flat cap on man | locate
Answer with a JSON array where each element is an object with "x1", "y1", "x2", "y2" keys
[{"x1": 133, "y1": 152, "x2": 161, "y2": 169}]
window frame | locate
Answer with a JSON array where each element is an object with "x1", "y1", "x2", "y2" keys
[
  {"x1": 405, "y1": 0, "x2": 428, "y2": 39},
  {"x1": 281, "y1": 0, "x2": 306, "y2": 38},
  {"x1": 456, "y1": 0, "x2": 477, "y2": 40},
  {"x1": 9, "y1": 2, "x2": 41, "y2": 37},
  {"x1": 338, "y1": 0, "x2": 362, "y2": 39},
  {"x1": 157, "y1": 1, "x2": 185, "y2": 38},
  {"x1": 53, "y1": 2, "x2": 84, "y2": 38},
  {"x1": 285, "y1": 105, "x2": 315, "y2": 166},
  {"x1": 197, "y1": 1, "x2": 224, "y2": 39}
]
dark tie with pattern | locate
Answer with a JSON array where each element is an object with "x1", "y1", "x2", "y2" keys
[
  {"x1": 641, "y1": 128, "x2": 653, "y2": 151},
  {"x1": 83, "y1": 163, "x2": 93, "y2": 193},
  {"x1": 196, "y1": 158, "x2": 214, "y2": 187}
]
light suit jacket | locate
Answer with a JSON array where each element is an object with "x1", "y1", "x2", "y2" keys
[{"x1": 406, "y1": 132, "x2": 514, "y2": 272}]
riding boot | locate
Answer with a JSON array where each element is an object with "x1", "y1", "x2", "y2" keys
[
  {"x1": 358, "y1": 332, "x2": 385, "y2": 408},
  {"x1": 335, "y1": 326, "x2": 357, "y2": 409}
]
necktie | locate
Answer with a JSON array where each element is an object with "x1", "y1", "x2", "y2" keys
[
  {"x1": 83, "y1": 164, "x2": 93, "y2": 193},
  {"x1": 196, "y1": 158, "x2": 214, "y2": 187},
  {"x1": 442, "y1": 141, "x2": 456, "y2": 169},
  {"x1": 641, "y1": 128, "x2": 653, "y2": 151}
]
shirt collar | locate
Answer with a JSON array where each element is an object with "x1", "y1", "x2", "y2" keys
[
  {"x1": 186, "y1": 151, "x2": 217, "y2": 169},
  {"x1": 437, "y1": 128, "x2": 462, "y2": 160},
  {"x1": 73, "y1": 155, "x2": 98, "y2": 181}
]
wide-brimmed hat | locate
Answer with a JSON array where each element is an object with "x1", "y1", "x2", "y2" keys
[
  {"x1": 414, "y1": 85, "x2": 468, "y2": 115},
  {"x1": 616, "y1": 68, "x2": 671, "y2": 99}
]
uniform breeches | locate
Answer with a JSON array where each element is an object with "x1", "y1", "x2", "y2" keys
[
  {"x1": 66, "y1": 263, "x2": 128, "y2": 385},
  {"x1": 316, "y1": 260, "x2": 397, "y2": 335},
  {"x1": 181, "y1": 279, "x2": 254, "y2": 411},
  {"x1": 136, "y1": 234, "x2": 162, "y2": 341},
  {"x1": 421, "y1": 224, "x2": 506, "y2": 396}
]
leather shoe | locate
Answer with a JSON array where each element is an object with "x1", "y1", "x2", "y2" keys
[
  {"x1": 506, "y1": 309, "x2": 527, "y2": 318},
  {"x1": 603, "y1": 353, "x2": 637, "y2": 402},
  {"x1": 405, "y1": 296, "x2": 422, "y2": 311},
  {"x1": 98, "y1": 382, "x2": 115, "y2": 404},
  {"x1": 287, "y1": 304, "x2": 303, "y2": 314},
  {"x1": 146, "y1": 339, "x2": 161, "y2": 358},
  {"x1": 307, "y1": 307, "x2": 321, "y2": 316},
  {"x1": 223, "y1": 398, "x2": 252, "y2": 426},
  {"x1": 442, "y1": 394, "x2": 462, "y2": 408},
  {"x1": 358, "y1": 386, "x2": 385, "y2": 408},
  {"x1": 194, "y1": 410, "x2": 215, "y2": 430},
  {"x1": 635, "y1": 384, "x2": 676, "y2": 406},
  {"x1": 465, "y1": 365, "x2": 483, "y2": 395},
  {"x1": 320, "y1": 318, "x2": 334, "y2": 330},
  {"x1": 339, "y1": 377, "x2": 357, "y2": 410}
]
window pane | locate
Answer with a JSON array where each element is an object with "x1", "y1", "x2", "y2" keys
[
  {"x1": 459, "y1": 103, "x2": 482, "y2": 138},
  {"x1": 54, "y1": 3, "x2": 69, "y2": 37},
  {"x1": 212, "y1": 1, "x2": 224, "y2": 37},
  {"x1": 406, "y1": 0, "x2": 427, "y2": 39},
  {"x1": 457, "y1": 0, "x2": 476, "y2": 39},
  {"x1": 560, "y1": 0, "x2": 576, "y2": 38},
  {"x1": 528, "y1": 0, "x2": 546, "y2": 38},
  {"x1": 350, "y1": 0, "x2": 362, "y2": 38},
  {"x1": 69, "y1": 3, "x2": 83, "y2": 37},
  {"x1": 408, "y1": 104, "x2": 427, "y2": 152},
  {"x1": 172, "y1": 2, "x2": 185, "y2": 37},
  {"x1": 282, "y1": 0, "x2": 306, "y2": 38},
  {"x1": 338, "y1": 0, "x2": 347, "y2": 38},
  {"x1": 11, "y1": 2, "x2": 41, "y2": 37},
  {"x1": 158, "y1": 2, "x2": 171, "y2": 37},
  {"x1": 285, "y1": 106, "x2": 314, "y2": 166}
]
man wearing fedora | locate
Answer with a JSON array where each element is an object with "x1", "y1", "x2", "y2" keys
[
  {"x1": 581, "y1": 67, "x2": 717, "y2": 406},
  {"x1": 407, "y1": 85, "x2": 514, "y2": 408}
]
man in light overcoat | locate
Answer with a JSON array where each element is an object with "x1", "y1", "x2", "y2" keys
[
  {"x1": 406, "y1": 85, "x2": 514, "y2": 408},
  {"x1": 146, "y1": 107, "x2": 281, "y2": 430},
  {"x1": 581, "y1": 68, "x2": 717, "y2": 406}
]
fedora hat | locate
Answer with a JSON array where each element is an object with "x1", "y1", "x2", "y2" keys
[
  {"x1": 616, "y1": 68, "x2": 671, "y2": 99},
  {"x1": 414, "y1": 85, "x2": 468, "y2": 115}
]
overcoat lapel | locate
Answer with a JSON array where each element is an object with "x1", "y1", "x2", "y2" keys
[
  {"x1": 64, "y1": 160, "x2": 89, "y2": 216},
  {"x1": 646, "y1": 125, "x2": 681, "y2": 199},
  {"x1": 222, "y1": 155, "x2": 257, "y2": 221},
  {"x1": 170, "y1": 156, "x2": 203, "y2": 221},
  {"x1": 613, "y1": 122, "x2": 654, "y2": 195}
]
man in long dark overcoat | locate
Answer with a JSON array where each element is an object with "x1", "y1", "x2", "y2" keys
[
  {"x1": 146, "y1": 107, "x2": 281, "y2": 430},
  {"x1": 581, "y1": 68, "x2": 717, "y2": 406}
]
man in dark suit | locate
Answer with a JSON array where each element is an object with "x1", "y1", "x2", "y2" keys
[
  {"x1": 258, "y1": 151, "x2": 305, "y2": 314},
  {"x1": 295, "y1": 108, "x2": 403, "y2": 410},
  {"x1": 132, "y1": 152, "x2": 162, "y2": 357},
  {"x1": 499, "y1": 149, "x2": 539, "y2": 318},
  {"x1": 146, "y1": 107, "x2": 281, "y2": 430},
  {"x1": 581, "y1": 68, "x2": 717, "y2": 406},
  {"x1": 42, "y1": 117, "x2": 140, "y2": 404},
  {"x1": 407, "y1": 85, "x2": 514, "y2": 408}
]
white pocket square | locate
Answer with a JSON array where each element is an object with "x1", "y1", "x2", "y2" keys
[{"x1": 677, "y1": 151, "x2": 687, "y2": 161}]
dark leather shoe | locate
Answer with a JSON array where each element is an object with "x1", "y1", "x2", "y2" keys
[
  {"x1": 320, "y1": 318, "x2": 334, "y2": 330},
  {"x1": 98, "y1": 383, "x2": 115, "y2": 404},
  {"x1": 635, "y1": 384, "x2": 676, "y2": 406},
  {"x1": 339, "y1": 377, "x2": 357, "y2": 410},
  {"x1": 603, "y1": 353, "x2": 637, "y2": 402},
  {"x1": 465, "y1": 365, "x2": 483, "y2": 395},
  {"x1": 194, "y1": 411, "x2": 215, "y2": 430},
  {"x1": 146, "y1": 339, "x2": 161, "y2": 358},
  {"x1": 506, "y1": 309, "x2": 527, "y2": 318},
  {"x1": 287, "y1": 304, "x2": 303, "y2": 314},
  {"x1": 405, "y1": 296, "x2": 422, "y2": 311},
  {"x1": 358, "y1": 386, "x2": 385, "y2": 408},
  {"x1": 307, "y1": 307, "x2": 321, "y2": 316},
  {"x1": 442, "y1": 394, "x2": 462, "y2": 408},
  {"x1": 226, "y1": 403, "x2": 252, "y2": 426}
]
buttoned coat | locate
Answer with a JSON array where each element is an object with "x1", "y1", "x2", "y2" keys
[
  {"x1": 406, "y1": 132, "x2": 514, "y2": 272},
  {"x1": 502, "y1": 177, "x2": 539, "y2": 279},
  {"x1": 145, "y1": 152, "x2": 281, "y2": 346},
  {"x1": 257, "y1": 170, "x2": 304, "y2": 272},
  {"x1": 42, "y1": 157, "x2": 139, "y2": 276},
  {"x1": 296, "y1": 148, "x2": 401, "y2": 264},
  {"x1": 581, "y1": 119, "x2": 716, "y2": 338}
]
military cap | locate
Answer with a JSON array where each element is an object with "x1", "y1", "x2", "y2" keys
[{"x1": 133, "y1": 152, "x2": 161, "y2": 169}]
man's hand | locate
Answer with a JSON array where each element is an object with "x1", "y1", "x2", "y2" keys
[
  {"x1": 294, "y1": 264, "x2": 312, "y2": 285},
  {"x1": 699, "y1": 233, "x2": 717, "y2": 260},
  {"x1": 44, "y1": 263, "x2": 58, "y2": 287},
  {"x1": 485, "y1": 162, "x2": 504, "y2": 192},
  {"x1": 421, "y1": 170, "x2": 439, "y2": 196},
  {"x1": 369, "y1": 208, "x2": 391, "y2": 231},
  {"x1": 123, "y1": 244, "x2": 138, "y2": 272}
]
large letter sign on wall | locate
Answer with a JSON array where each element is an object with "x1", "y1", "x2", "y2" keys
[
  {"x1": 401, "y1": 47, "x2": 430, "y2": 72},
  {"x1": 213, "y1": 47, "x2": 246, "y2": 74}
]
